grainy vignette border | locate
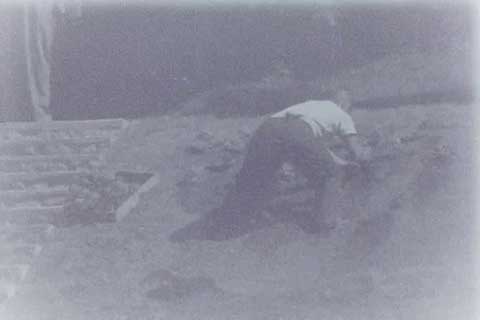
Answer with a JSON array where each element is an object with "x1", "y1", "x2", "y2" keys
[{"x1": 0, "y1": 0, "x2": 478, "y2": 318}]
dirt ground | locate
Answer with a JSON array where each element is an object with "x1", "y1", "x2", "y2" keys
[{"x1": 0, "y1": 93, "x2": 477, "y2": 319}]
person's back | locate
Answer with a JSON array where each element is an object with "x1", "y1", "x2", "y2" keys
[{"x1": 271, "y1": 99, "x2": 357, "y2": 138}]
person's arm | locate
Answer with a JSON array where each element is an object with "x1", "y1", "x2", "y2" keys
[{"x1": 345, "y1": 134, "x2": 372, "y2": 163}]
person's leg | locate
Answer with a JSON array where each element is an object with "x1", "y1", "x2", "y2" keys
[
  {"x1": 219, "y1": 119, "x2": 285, "y2": 217},
  {"x1": 169, "y1": 119, "x2": 286, "y2": 242},
  {"x1": 283, "y1": 118, "x2": 336, "y2": 234}
]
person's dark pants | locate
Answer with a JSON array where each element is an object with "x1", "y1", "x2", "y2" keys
[
  {"x1": 169, "y1": 116, "x2": 337, "y2": 242},
  {"x1": 219, "y1": 116, "x2": 335, "y2": 220}
]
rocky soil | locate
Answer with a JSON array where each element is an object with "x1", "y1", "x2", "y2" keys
[{"x1": 0, "y1": 49, "x2": 477, "y2": 319}]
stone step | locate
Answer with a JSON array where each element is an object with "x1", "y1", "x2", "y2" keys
[
  {"x1": 0, "y1": 190, "x2": 68, "y2": 209},
  {"x1": 0, "y1": 171, "x2": 88, "y2": 191},
  {"x1": 0, "y1": 244, "x2": 42, "y2": 265},
  {"x1": 0, "y1": 119, "x2": 127, "y2": 141},
  {"x1": 0, "y1": 224, "x2": 54, "y2": 244},
  {"x1": 0, "y1": 155, "x2": 103, "y2": 173},
  {"x1": 0, "y1": 138, "x2": 111, "y2": 156},
  {"x1": 0, "y1": 128, "x2": 122, "y2": 142},
  {"x1": 0, "y1": 206, "x2": 63, "y2": 225}
]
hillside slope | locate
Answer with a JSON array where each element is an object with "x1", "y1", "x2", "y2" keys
[{"x1": 177, "y1": 44, "x2": 472, "y2": 117}]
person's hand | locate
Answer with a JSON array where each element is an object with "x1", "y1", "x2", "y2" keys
[
  {"x1": 346, "y1": 134, "x2": 372, "y2": 164},
  {"x1": 358, "y1": 149, "x2": 372, "y2": 163},
  {"x1": 355, "y1": 142, "x2": 372, "y2": 163}
]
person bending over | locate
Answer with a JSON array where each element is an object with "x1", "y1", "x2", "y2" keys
[{"x1": 170, "y1": 89, "x2": 371, "y2": 242}]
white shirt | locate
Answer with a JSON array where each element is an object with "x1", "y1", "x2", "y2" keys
[
  {"x1": 271, "y1": 100, "x2": 357, "y2": 137},
  {"x1": 271, "y1": 100, "x2": 358, "y2": 166}
]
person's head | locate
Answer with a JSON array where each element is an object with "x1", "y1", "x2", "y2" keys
[{"x1": 328, "y1": 88, "x2": 352, "y2": 112}]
